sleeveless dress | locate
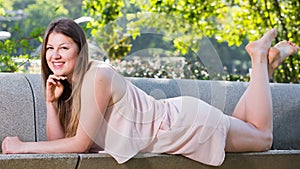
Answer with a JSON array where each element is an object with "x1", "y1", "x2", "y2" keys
[{"x1": 94, "y1": 64, "x2": 230, "y2": 166}]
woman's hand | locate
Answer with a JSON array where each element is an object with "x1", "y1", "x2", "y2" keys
[
  {"x1": 1, "y1": 136, "x2": 24, "y2": 154},
  {"x1": 46, "y1": 75, "x2": 67, "y2": 102}
]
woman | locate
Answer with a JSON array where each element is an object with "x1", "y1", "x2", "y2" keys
[{"x1": 2, "y1": 18, "x2": 299, "y2": 166}]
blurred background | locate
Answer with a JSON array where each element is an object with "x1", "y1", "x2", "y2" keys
[{"x1": 0, "y1": 0, "x2": 299, "y2": 83}]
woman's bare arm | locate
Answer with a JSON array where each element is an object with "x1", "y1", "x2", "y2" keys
[
  {"x1": 46, "y1": 101, "x2": 65, "y2": 140},
  {"x1": 45, "y1": 75, "x2": 67, "y2": 140},
  {"x1": 2, "y1": 64, "x2": 120, "y2": 154}
]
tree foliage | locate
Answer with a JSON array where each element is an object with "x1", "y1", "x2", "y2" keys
[
  {"x1": 0, "y1": 1, "x2": 5, "y2": 16},
  {"x1": 83, "y1": 0, "x2": 300, "y2": 83},
  {"x1": 0, "y1": 0, "x2": 72, "y2": 72},
  {"x1": 82, "y1": 0, "x2": 131, "y2": 59}
]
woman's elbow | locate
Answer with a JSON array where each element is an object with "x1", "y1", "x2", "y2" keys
[
  {"x1": 76, "y1": 146, "x2": 90, "y2": 153},
  {"x1": 73, "y1": 136, "x2": 93, "y2": 153},
  {"x1": 78, "y1": 144, "x2": 92, "y2": 153}
]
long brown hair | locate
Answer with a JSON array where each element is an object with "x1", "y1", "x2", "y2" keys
[{"x1": 41, "y1": 18, "x2": 89, "y2": 137}]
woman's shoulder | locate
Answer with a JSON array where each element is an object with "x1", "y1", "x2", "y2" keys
[
  {"x1": 85, "y1": 60, "x2": 125, "y2": 85},
  {"x1": 84, "y1": 60, "x2": 127, "y2": 102},
  {"x1": 86, "y1": 60, "x2": 117, "y2": 77},
  {"x1": 89, "y1": 60, "x2": 116, "y2": 70}
]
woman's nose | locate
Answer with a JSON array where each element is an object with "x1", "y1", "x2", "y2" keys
[{"x1": 52, "y1": 51, "x2": 61, "y2": 58}]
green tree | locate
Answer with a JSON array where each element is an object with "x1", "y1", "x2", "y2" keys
[
  {"x1": 83, "y1": 0, "x2": 300, "y2": 83},
  {"x1": 83, "y1": 0, "x2": 131, "y2": 59},
  {"x1": 0, "y1": 0, "x2": 5, "y2": 15},
  {"x1": 23, "y1": 0, "x2": 69, "y2": 51},
  {"x1": 62, "y1": 0, "x2": 83, "y2": 19},
  {"x1": 0, "y1": 0, "x2": 70, "y2": 72}
]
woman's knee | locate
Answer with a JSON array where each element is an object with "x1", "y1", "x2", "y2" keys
[
  {"x1": 226, "y1": 118, "x2": 273, "y2": 152},
  {"x1": 257, "y1": 130, "x2": 273, "y2": 151}
]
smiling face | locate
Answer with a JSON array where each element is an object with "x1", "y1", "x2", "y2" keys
[{"x1": 46, "y1": 32, "x2": 79, "y2": 82}]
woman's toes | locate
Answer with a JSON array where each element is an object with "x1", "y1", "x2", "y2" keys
[{"x1": 245, "y1": 29, "x2": 277, "y2": 59}]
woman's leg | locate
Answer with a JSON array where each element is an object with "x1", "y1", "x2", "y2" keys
[
  {"x1": 225, "y1": 29, "x2": 299, "y2": 152},
  {"x1": 268, "y1": 41, "x2": 299, "y2": 76},
  {"x1": 231, "y1": 40, "x2": 299, "y2": 123}
]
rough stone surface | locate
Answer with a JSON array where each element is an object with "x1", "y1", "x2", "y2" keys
[
  {"x1": 0, "y1": 74, "x2": 299, "y2": 168},
  {"x1": 270, "y1": 83, "x2": 300, "y2": 150},
  {"x1": 0, "y1": 154, "x2": 78, "y2": 169},
  {"x1": 77, "y1": 150, "x2": 300, "y2": 169},
  {"x1": 0, "y1": 73, "x2": 36, "y2": 146},
  {"x1": 24, "y1": 74, "x2": 47, "y2": 141},
  {"x1": 28, "y1": 75, "x2": 300, "y2": 149},
  {"x1": 130, "y1": 77, "x2": 300, "y2": 149}
]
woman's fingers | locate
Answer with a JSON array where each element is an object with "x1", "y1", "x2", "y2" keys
[
  {"x1": 47, "y1": 75, "x2": 67, "y2": 85},
  {"x1": 46, "y1": 75, "x2": 67, "y2": 102},
  {"x1": 1, "y1": 136, "x2": 22, "y2": 154}
]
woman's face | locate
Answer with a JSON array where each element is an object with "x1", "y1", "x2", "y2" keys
[{"x1": 46, "y1": 32, "x2": 79, "y2": 81}]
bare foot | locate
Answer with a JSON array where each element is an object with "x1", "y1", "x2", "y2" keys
[
  {"x1": 269, "y1": 41, "x2": 299, "y2": 69},
  {"x1": 268, "y1": 41, "x2": 299, "y2": 76},
  {"x1": 245, "y1": 28, "x2": 277, "y2": 62}
]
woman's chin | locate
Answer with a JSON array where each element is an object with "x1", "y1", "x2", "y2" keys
[{"x1": 52, "y1": 72, "x2": 66, "y2": 77}]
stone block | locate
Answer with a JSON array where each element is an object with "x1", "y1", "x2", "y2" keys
[
  {"x1": 0, "y1": 154, "x2": 78, "y2": 169},
  {"x1": 0, "y1": 73, "x2": 36, "y2": 151},
  {"x1": 222, "y1": 150, "x2": 300, "y2": 169},
  {"x1": 77, "y1": 150, "x2": 300, "y2": 169},
  {"x1": 25, "y1": 74, "x2": 47, "y2": 141},
  {"x1": 130, "y1": 78, "x2": 300, "y2": 149},
  {"x1": 271, "y1": 83, "x2": 300, "y2": 149}
]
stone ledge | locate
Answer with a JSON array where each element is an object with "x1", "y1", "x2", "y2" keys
[
  {"x1": 0, "y1": 154, "x2": 79, "y2": 169},
  {"x1": 0, "y1": 73, "x2": 36, "y2": 143},
  {"x1": 1, "y1": 73, "x2": 299, "y2": 168},
  {"x1": 77, "y1": 150, "x2": 300, "y2": 169},
  {"x1": 0, "y1": 150, "x2": 299, "y2": 169}
]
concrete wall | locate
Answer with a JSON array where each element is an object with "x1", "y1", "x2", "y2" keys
[{"x1": 0, "y1": 73, "x2": 299, "y2": 169}]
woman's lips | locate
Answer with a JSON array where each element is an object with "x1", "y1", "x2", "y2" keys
[{"x1": 52, "y1": 62, "x2": 64, "y2": 69}]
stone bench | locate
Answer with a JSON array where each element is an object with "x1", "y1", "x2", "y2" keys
[{"x1": 0, "y1": 73, "x2": 299, "y2": 169}]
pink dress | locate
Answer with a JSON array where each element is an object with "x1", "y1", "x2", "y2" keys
[{"x1": 95, "y1": 77, "x2": 230, "y2": 166}]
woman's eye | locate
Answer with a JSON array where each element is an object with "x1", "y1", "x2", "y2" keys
[{"x1": 46, "y1": 47, "x2": 53, "y2": 50}]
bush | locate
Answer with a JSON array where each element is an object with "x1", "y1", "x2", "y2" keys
[{"x1": 108, "y1": 54, "x2": 250, "y2": 82}]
